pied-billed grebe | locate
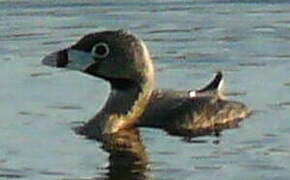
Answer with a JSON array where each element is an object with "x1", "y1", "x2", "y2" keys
[{"x1": 42, "y1": 30, "x2": 250, "y2": 139}]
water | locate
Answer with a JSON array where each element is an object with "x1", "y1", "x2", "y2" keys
[{"x1": 1, "y1": 0, "x2": 290, "y2": 179}]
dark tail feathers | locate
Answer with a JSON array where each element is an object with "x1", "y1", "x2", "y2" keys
[{"x1": 197, "y1": 71, "x2": 223, "y2": 93}]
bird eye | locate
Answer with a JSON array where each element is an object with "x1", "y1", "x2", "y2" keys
[{"x1": 91, "y1": 42, "x2": 110, "y2": 58}]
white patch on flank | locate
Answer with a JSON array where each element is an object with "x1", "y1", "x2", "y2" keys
[
  {"x1": 67, "y1": 49, "x2": 95, "y2": 71},
  {"x1": 189, "y1": 90, "x2": 196, "y2": 98},
  {"x1": 218, "y1": 77, "x2": 224, "y2": 91}
]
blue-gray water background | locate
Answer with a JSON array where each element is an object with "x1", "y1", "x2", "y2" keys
[{"x1": 0, "y1": 0, "x2": 290, "y2": 179}]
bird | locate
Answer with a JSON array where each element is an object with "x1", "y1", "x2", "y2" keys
[{"x1": 42, "y1": 30, "x2": 251, "y2": 140}]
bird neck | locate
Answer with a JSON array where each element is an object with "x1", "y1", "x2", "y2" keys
[
  {"x1": 100, "y1": 50, "x2": 155, "y2": 134},
  {"x1": 101, "y1": 75, "x2": 154, "y2": 134}
]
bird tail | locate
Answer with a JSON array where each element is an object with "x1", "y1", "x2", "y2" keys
[
  {"x1": 189, "y1": 71, "x2": 224, "y2": 98},
  {"x1": 197, "y1": 71, "x2": 224, "y2": 93}
]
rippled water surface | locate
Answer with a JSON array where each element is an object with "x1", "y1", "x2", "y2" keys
[{"x1": 1, "y1": 0, "x2": 290, "y2": 179}]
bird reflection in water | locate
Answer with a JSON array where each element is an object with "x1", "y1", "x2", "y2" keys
[
  {"x1": 98, "y1": 128, "x2": 149, "y2": 180},
  {"x1": 79, "y1": 119, "x2": 242, "y2": 180}
]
